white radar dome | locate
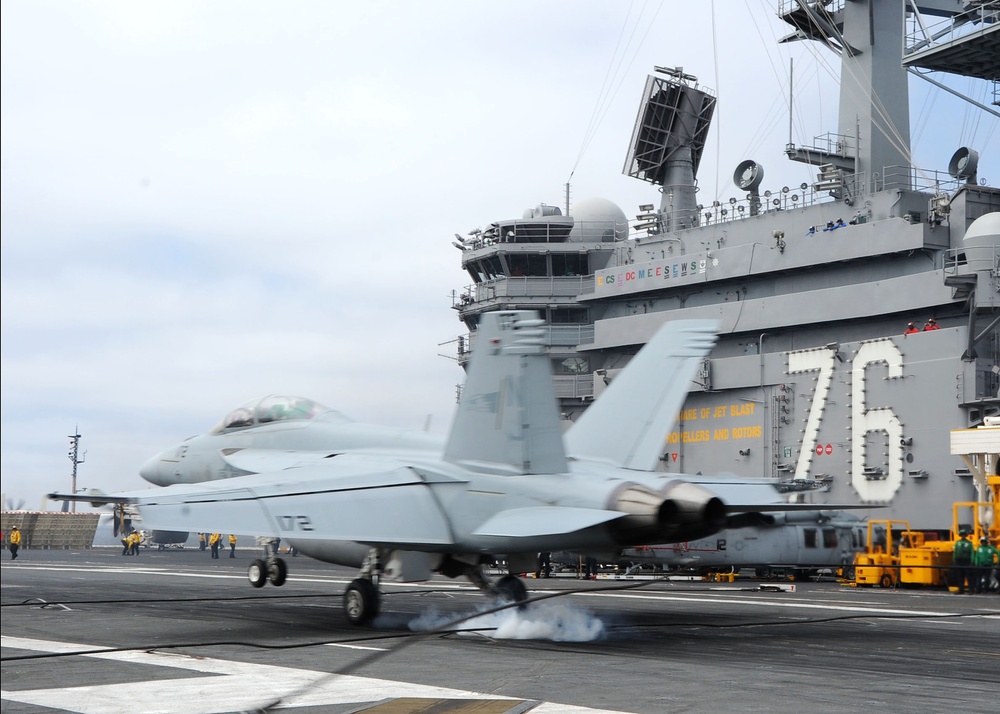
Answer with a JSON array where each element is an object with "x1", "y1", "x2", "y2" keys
[
  {"x1": 960, "y1": 211, "x2": 999, "y2": 273},
  {"x1": 963, "y1": 211, "x2": 1000, "y2": 243},
  {"x1": 570, "y1": 197, "x2": 628, "y2": 242}
]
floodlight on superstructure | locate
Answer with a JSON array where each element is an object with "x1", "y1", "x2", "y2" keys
[{"x1": 948, "y1": 147, "x2": 980, "y2": 184}]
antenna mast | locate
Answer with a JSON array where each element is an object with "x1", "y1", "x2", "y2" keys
[
  {"x1": 788, "y1": 57, "x2": 794, "y2": 146},
  {"x1": 68, "y1": 429, "x2": 85, "y2": 513}
]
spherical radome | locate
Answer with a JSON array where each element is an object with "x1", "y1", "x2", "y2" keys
[
  {"x1": 571, "y1": 197, "x2": 628, "y2": 242},
  {"x1": 963, "y1": 211, "x2": 999, "y2": 243}
]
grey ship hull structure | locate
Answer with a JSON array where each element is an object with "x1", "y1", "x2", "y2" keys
[{"x1": 453, "y1": 2, "x2": 1000, "y2": 529}]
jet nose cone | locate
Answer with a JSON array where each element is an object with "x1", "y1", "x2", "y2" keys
[{"x1": 139, "y1": 453, "x2": 167, "y2": 485}]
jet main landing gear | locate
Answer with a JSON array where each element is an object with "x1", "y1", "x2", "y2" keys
[
  {"x1": 467, "y1": 566, "x2": 529, "y2": 608},
  {"x1": 344, "y1": 549, "x2": 382, "y2": 626},
  {"x1": 340, "y1": 553, "x2": 531, "y2": 627},
  {"x1": 344, "y1": 578, "x2": 380, "y2": 625}
]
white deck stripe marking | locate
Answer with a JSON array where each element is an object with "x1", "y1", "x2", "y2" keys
[
  {"x1": 1, "y1": 636, "x2": 625, "y2": 714},
  {"x1": 576, "y1": 591, "x2": 960, "y2": 617}
]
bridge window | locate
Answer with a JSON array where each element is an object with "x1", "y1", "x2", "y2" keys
[
  {"x1": 507, "y1": 254, "x2": 548, "y2": 277},
  {"x1": 481, "y1": 256, "x2": 504, "y2": 279},
  {"x1": 552, "y1": 254, "x2": 589, "y2": 276},
  {"x1": 549, "y1": 308, "x2": 589, "y2": 324}
]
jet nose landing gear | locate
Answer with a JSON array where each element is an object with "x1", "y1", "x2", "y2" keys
[
  {"x1": 267, "y1": 557, "x2": 288, "y2": 586},
  {"x1": 248, "y1": 559, "x2": 268, "y2": 588},
  {"x1": 248, "y1": 540, "x2": 288, "y2": 588},
  {"x1": 247, "y1": 556, "x2": 288, "y2": 587}
]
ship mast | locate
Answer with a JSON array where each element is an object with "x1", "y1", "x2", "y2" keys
[{"x1": 68, "y1": 429, "x2": 85, "y2": 513}]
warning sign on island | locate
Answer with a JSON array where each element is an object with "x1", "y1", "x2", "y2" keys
[{"x1": 663, "y1": 399, "x2": 763, "y2": 462}]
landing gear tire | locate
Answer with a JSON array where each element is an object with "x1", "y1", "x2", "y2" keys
[
  {"x1": 755, "y1": 566, "x2": 773, "y2": 579},
  {"x1": 495, "y1": 574, "x2": 528, "y2": 606},
  {"x1": 879, "y1": 573, "x2": 894, "y2": 589},
  {"x1": 344, "y1": 578, "x2": 380, "y2": 626},
  {"x1": 248, "y1": 559, "x2": 267, "y2": 588},
  {"x1": 268, "y1": 558, "x2": 287, "y2": 586}
]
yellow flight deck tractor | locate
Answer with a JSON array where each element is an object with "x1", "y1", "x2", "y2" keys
[
  {"x1": 853, "y1": 519, "x2": 911, "y2": 588},
  {"x1": 896, "y1": 501, "x2": 991, "y2": 588},
  {"x1": 852, "y1": 503, "x2": 997, "y2": 589}
]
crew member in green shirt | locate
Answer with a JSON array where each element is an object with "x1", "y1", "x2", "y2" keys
[
  {"x1": 973, "y1": 536, "x2": 998, "y2": 594},
  {"x1": 951, "y1": 530, "x2": 974, "y2": 594}
]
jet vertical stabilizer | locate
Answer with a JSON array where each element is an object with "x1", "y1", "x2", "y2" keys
[
  {"x1": 566, "y1": 320, "x2": 719, "y2": 471},
  {"x1": 443, "y1": 310, "x2": 567, "y2": 475}
]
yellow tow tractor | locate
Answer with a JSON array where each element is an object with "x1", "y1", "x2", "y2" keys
[
  {"x1": 853, "y1": 519, "x2": 911, "y2": 588},
  {"x1": 853, "y1": 503, "x2": 995, "y2": 589},
  {"x1": 900, "y1": 500, "x2": 996, "y2": 588}
]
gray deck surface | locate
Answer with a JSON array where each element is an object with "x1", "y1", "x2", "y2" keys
[{"x1": 2, "y1": 548, "x2": 997, "y2": 713}]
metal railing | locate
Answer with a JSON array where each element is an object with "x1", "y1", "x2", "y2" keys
[
  {"x1": 640, "y1": 164, "x2": 969, "y2": 236},
  {"x1": 778, "y1": 0, "x2": 845, "y2": 15},
  {"x1": 905, "y1": 0, "x2": 999, "y2": 56},
  {"x1": 553, "y1": 374, "x2": 595, "y2": 400},
  {"x1": 461, "y1": 276, "x2": 594, "y2": 304},
  {"x1": 461, "y1": 218, "x2": 628, "y2": 251}
]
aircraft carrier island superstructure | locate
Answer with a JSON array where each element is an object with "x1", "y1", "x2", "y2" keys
[{"x1": 451, "y1": 1, "x2": 1000, "y2": 530}]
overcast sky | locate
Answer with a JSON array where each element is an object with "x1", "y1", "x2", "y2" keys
[{"x1": 2, "y1": 0, "x2": 996, "y2": 509}]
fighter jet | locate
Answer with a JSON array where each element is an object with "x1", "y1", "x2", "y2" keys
[{"x1": 54, "y1": 311, "x2": 813, "y2": 625}]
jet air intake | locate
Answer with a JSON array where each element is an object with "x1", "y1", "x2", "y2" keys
[{"x1": 607, "y1": 481, "x2": 726, "y2": 545}]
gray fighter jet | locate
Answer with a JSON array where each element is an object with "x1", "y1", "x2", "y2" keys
[{"x1": 55, "y1": 311, "x2": 824, "y2": 625}]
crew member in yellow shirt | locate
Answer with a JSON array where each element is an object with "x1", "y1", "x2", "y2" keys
[{"x1": 9, "y1": 526, "x2": 22, "y2": 560}]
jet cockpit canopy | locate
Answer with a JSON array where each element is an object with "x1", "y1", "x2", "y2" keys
[{"x1": 210, "y1": 395, "x2": 344, "y2": 433}]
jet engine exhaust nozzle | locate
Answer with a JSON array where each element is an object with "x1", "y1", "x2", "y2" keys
[
  {"x1": 607, "y1": 482, "x2": 726, "y2": 545},
  {"x1": 659, "y1": 480, "x2": 727, "y2": 542}
]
